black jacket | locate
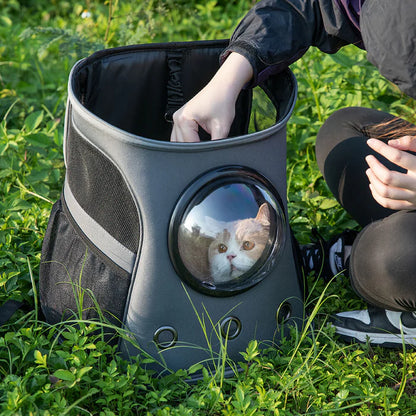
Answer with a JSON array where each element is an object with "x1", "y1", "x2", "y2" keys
[{"x1": 221, "y1": 0, "x2": 416, "y2": 99}]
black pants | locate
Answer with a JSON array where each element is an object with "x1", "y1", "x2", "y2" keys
[{"x1": 316, "y1": 107, "x2": 416, "y2": 311}]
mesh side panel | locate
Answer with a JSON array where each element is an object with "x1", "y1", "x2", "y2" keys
[
  {"x1": 66, "y1": 126, "x2": 140, "y2": 253},
  {"x1": 40, "y1": 199, "x2": 131, "y2": 332}
]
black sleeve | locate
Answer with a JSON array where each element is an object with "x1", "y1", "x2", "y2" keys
[{"x1": 221, "y1": 0, "x2": 363, "y2": 84}]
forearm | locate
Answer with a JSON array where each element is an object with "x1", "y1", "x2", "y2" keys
[{"x1": 207, "y1": 52, "x2": 253, "y2": 104}]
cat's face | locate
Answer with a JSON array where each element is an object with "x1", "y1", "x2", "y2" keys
[{"x1": 208, "y1": 203, "x2": 271, "y2": 283}]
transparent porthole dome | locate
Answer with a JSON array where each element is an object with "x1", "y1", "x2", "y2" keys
[{"x1": 169, "y1": 166, "x2": 287, "y2": 296}]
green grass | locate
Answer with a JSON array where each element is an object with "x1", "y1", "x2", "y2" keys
[{"x1": 1, "y1": 0, "x2": 416, "y2": 414}]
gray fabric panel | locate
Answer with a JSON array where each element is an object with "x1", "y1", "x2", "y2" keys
[{"x1": 63, "y1": 179, "x2": 136, "y2": 273}]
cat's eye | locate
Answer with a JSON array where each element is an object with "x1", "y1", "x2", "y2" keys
[
  {"x1": 242, "y1": 241, "x2": 255, "y2": 251},
  {"x1": 218, "y1": 244, "x2": 227, "y2": 253}
]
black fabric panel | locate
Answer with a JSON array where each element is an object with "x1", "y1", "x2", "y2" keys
[
  {"x1": 66, "y1": 126, "x2": 140, "y2": 253},
  {"x1": 39, "y1": 199, "x2": 131, "y2": 328},
  {"x1": 79, "y1": 50, "x2": 169, "y2": 140},
  {"x1": 73, "y1": 40, "x2": 253, "y2": 141}
]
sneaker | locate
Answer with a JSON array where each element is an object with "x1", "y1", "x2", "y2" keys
[
  {"x1": 330, "y1": 305, "x2": 416, "y2": 347},
  {"x1": 300, "y1": 229, "x2": 357, "y2": 282}
]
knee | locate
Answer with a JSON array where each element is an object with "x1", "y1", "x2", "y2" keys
[
  {"x1": 315, "y1": 107, "x2": 393, "y2": 173},
  {"x1": 350, "y1": 211, "x2": 416, "y2": 310},
  {"x1": 316, "y1": 107, "x2": 365, "y2": 173}
]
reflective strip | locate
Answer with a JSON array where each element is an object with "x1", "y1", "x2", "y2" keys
[{"x1": 64, "y1": 179, "x2": 136, "y2": 273}]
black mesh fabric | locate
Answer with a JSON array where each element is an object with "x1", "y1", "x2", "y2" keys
[
  {"x1": 66, "y1": 126, "x2": 140, "y2": 253},
  {"x1": 39, "y1": 199, "x2": 131, "y2": 330}
]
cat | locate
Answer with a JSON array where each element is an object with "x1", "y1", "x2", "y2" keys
[{"x1": 207, "y1": 203, "x2": 271, "y2": 283}]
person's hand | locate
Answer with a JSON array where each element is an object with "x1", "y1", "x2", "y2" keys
[
  {"x1": 170, "y1": 80, "x2": 236, "y2": 142},
  {"x1": 170, "y1": 52, "x2": 253, "y2": 142},
  {"x1": 366, "y1": 136, "x2": 416, "y2": 210}
]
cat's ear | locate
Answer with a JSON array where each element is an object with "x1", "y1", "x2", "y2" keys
[{"x1": 255, "y1": 203, "x2": 271, "y2": 226}]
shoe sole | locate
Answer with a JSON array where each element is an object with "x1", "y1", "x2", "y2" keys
[{"x1": 334, "y1": 326, "x2": 416, "y2": 348}]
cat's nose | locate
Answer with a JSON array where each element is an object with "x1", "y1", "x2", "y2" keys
[{"x1": 227, "y1": 254, "x2": 236, "y2": 261}]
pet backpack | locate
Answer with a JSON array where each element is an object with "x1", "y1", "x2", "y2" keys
[{"x1": 39, "y1": 40, "x2": 305, "y2": 378}]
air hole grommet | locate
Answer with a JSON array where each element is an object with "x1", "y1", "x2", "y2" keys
[
  {"x1": 153, "y1": 326, "x2": 178, "y2": 349},
  {"x1": 220, "y1": 316, "x2": 242, "y2": 340}
]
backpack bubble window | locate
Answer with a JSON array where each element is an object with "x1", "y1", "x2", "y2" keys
[{"x1": 170, "y1": 166, "x2": 286, "y2": 296}]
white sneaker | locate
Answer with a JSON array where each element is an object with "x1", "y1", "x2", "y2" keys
[{"x1": 330, "y1": 305, "x2": 416, "y2": 347}]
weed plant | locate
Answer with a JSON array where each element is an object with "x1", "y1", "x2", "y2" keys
[{"x1": 1, "y1": 0, "x2": 416, "y2": 414}]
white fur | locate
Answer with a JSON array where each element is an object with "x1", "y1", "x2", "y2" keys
[
  {"x1": 207, "y1": 203, "x2": 271, "y2": 283},
  {"x1": 209, "y1": 230, "x2": 256, "y2": 283}
]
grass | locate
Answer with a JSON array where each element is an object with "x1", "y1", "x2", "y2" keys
[{"x1": 1, "y1": 0, "x2": 416, "y2": 414}]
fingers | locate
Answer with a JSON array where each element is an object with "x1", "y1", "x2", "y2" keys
[
  {"x1": 367, "y1": 138, "x2": 416, "y2": 171},
  {"x1": 365, "y1": 154, "x2": 416, "y2": 191},
  {"x1": 365, "y1": 138, "x2": 416, "y2": 209},
  {"x1": 170, "y1": 111, "x2": 201, "y2": 143},
  {"x1": 170, "y1": 116, "x2": 228, "y2": 142},
  {"x1": 365, "y1": 161, "x2": 415, "y2": 209},
  {"x1": 210, "y1": 117, "x2": 232, "y2": 141},
  {"x1": 387, "y1": 135, "x2": 416, "y2": 152},
  {"x1": 368, "y1": 182, "x2": 413, "y2": 210},
  {"x1": 168, "y1": 55, "x2": 247, "y2": 143},
  {"x1": 170, "y1": 106, "x2": 231, "y2": 142}
]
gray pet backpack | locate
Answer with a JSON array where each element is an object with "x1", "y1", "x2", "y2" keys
[{"x1": 39, "y1": 40, "x2": 305, "y2": 377}]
